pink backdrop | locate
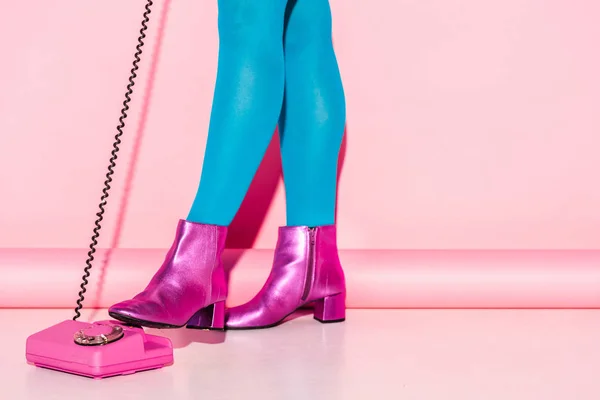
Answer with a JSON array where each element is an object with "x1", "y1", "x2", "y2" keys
[{"x1": 1, "y1": 0, "x2": 600, "y2": 251}]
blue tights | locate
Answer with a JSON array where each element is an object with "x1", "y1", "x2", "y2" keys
[{"x1": 187, "y1": 0, "x2": 346, "y2": 227}]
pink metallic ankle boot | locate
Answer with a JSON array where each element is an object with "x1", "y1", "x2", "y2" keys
[
  {"x1": 226, "y1": 225, "x2": 346, "y2": 330},
  {"x1": 109, "y1": 220, "x2": 227, "y2": 330}
]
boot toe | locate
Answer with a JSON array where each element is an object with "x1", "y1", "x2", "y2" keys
[
  {"x1": 225, "y1": 305, "x2": 258, "y2": 329},
  {"x1": 225, "y1": 304, "x2": 281, "y2": 329},
  {"x1": 109, "y1": 299, "x2": 163, "y2": 324}
]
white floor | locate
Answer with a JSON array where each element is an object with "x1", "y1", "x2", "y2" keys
[{"x1": 4, "y1": 309, "x2": 600, "y2": 400}]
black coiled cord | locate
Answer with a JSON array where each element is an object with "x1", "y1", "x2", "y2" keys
[{"x1": 73, "y1": 0, "x2": 154, "y2": 320}]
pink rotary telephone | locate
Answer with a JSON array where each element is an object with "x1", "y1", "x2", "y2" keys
[
  {"x1": 25, "y1": 0, "x2": 174, "y2": 378},
  {"x1": 26, "y1": 320, "x2": 172, "y2": 378}
]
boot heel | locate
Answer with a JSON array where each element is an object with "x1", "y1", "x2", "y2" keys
[
  {"x1": 314, "y1": 293, "x2": 346, "y2": 323},
  {"x1": 186, "y1": 301, "x2": 225, "y2": 331}
]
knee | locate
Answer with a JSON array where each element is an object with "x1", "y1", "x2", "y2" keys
[
  {"x1": 218, "y1": 0, "x2": 283, "y2": 47},
  {"x1": 284, "y1": 0, "x2": 333, "y2": 53}
]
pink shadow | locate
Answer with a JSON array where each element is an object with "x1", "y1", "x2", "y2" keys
[{"x1": 226, "y1": 130, "x2": 283, "y2": 249}]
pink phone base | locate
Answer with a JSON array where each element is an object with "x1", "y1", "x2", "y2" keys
[{"x1": 26, "y1": 319, "x2": 174, "y2": 379}]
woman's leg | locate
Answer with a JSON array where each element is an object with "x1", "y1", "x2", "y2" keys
[
  {"x1": 226, "y1": 0, "x2": 347, "y2": 330},
  {"x1": 279, "y1": 0, "x2": 346, "y2": 227},
  {"x1": 187, "y1": 0, "x2": 288, "y2": 225}
]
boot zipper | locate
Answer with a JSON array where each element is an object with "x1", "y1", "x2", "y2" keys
[{"x1": 301, "y1": 227, "x2": 316, "y2": 301}]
